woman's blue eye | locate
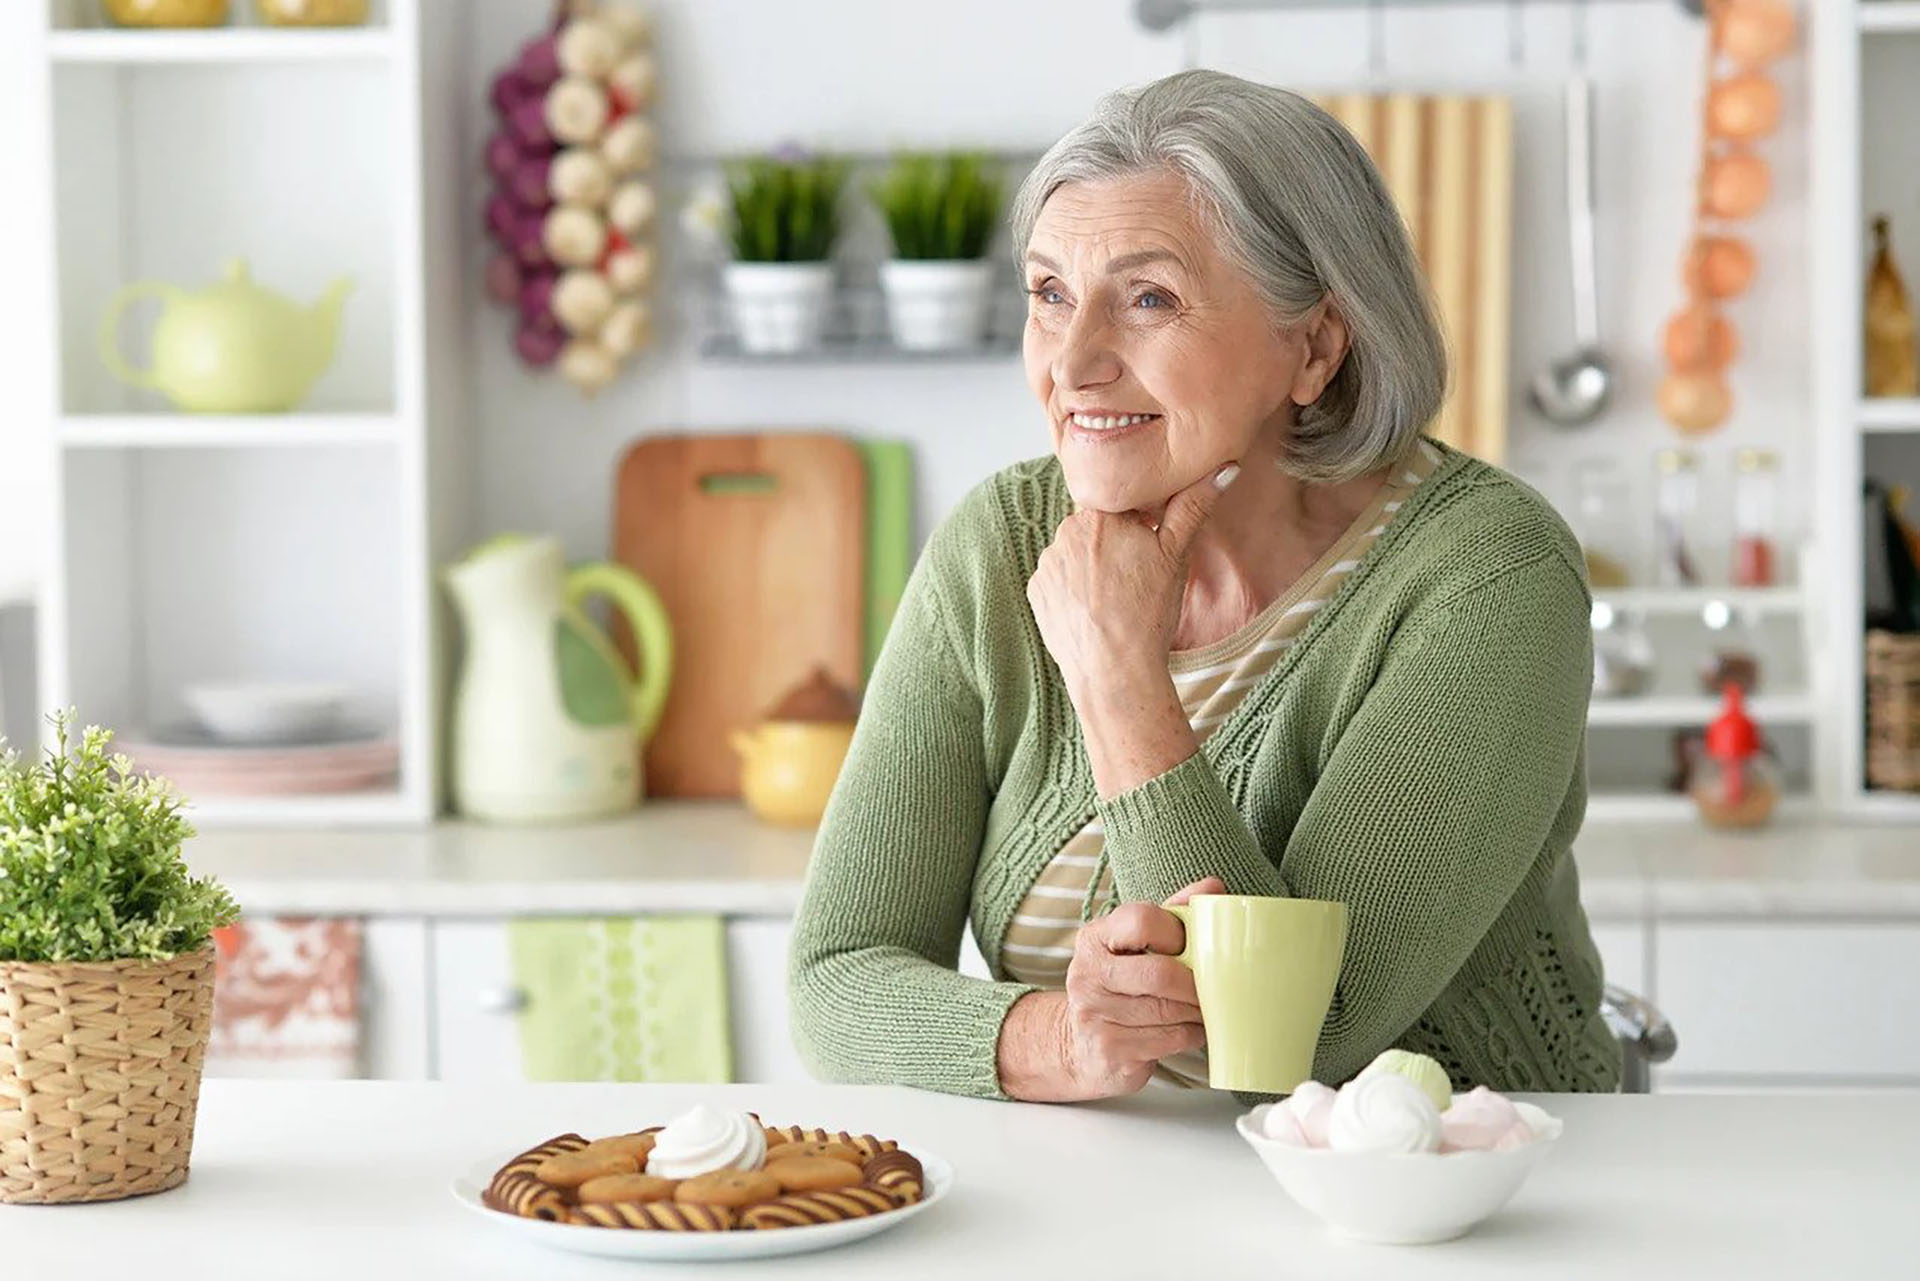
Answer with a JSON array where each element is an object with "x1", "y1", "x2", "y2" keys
[{"x1": 1136, "y1": 291, "x2": 1168, "y2": 309}]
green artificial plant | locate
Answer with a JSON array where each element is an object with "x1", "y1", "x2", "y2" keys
[{"x1": 869, "y1": 152, "x2": 1005, "y2": 261}]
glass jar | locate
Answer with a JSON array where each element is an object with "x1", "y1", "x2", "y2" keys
[
  {"x1": 1571, "y1": 460, "x2": 1634, "y2": 588},
  {"x1": 1731, "y1": 448, "x2": 1781, "y2": 587},
  {"x1": 1687, "y1": 685, "x2": 1778, "y2": 829},
  {"x1": 1591, "y1": 601, "x2": 1655, "y2": 698},
  {"x1": 1654, "y1": 448, "x2": 1704, "y2": 587}
]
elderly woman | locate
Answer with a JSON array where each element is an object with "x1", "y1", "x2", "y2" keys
[{"x1": 790, "y1": 69, "x2": 1620, "y2": 1102}]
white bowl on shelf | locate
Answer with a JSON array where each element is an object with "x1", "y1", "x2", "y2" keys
[
  {"x1": 180, "y1": 681, "x2": 352, "y2": 745},
  {"x1": 1236, "y1": 1101, "x2": 1563, "y2": 1245}
]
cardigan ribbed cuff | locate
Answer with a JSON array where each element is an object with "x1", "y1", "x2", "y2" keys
[
  {"x1": 791, "y1": 950, "x2": 1036, "y2": 1100},
  {"x1": 1094, "y1": 749, "x2": 1288, "y2": 903}
]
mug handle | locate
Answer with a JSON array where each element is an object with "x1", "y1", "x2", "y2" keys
[{"x1": 1165, "y1": 902, "x2": 1197, "y2": 970}]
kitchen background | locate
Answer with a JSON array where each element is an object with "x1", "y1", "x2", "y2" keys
[{"x1": 0, "y1": 0, "x2": 1915, "y2": 1093}]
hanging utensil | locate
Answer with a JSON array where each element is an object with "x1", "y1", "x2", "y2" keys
[{"x1": 1529, "y1": 2, "x2": 1614, "y2": 426}]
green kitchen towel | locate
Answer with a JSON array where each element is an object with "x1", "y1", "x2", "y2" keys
[
  {"x1": 507, "y1": 916, "x2": 733, "y2": 1083},
  {"x1": 858, "y1": 439, "x2": 915, "y2": 682}
]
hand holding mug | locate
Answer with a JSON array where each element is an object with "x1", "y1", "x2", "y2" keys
[{"x1": 1014, "y1": 877, "x2": 1225, "y2": 1101}]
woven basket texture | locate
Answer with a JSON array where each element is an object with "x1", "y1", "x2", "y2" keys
[{"x1": 1, "y1": 946, "x2": 214, "y2": 1204}]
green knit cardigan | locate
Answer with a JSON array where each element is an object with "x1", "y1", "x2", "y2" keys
[{"x1": 789, "y1": 441, "x2": 1622, "y2": 1100}]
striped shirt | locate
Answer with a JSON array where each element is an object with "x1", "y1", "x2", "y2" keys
[{"x1": 1000, "y1": 440, "x2": 1443, "y2": 1087}]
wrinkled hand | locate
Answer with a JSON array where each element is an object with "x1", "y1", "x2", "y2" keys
[
  {"x1": 1027, "y1": 466, "x2": 1238, "y2": 706},
  {"x1": 1058, "y1": 876, "x2": 1225, "y2": 1098}
]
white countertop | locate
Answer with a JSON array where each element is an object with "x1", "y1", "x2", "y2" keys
[
  {"x1": 181, "y1": 802, "x2": 1920, "y2": 921},
  {"x1": 5, "y1": 1081, "x2": 1912, "y2": 1279}
]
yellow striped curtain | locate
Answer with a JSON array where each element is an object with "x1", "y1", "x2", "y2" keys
[{"x1": 1310, "y1": 94, "x2": 1514, "y2": 464}]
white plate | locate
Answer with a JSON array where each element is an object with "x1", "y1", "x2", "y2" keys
[{"x1": 450, "y1": 1149, "x2": 953, "y2": 1263}]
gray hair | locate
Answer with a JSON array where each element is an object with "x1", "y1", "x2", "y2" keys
[{"x1": 1010, "y1": 69, "x2": 1447, "y2": 484}]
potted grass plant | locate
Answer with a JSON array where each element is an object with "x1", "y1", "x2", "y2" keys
[
  {"x1": 719, "y1": 148, "x2": 851, "y2": 353},
  {"x1": 870, "y1": 151, "x2": 1005, "y2": 351},
  {"x1": 0, "y1": 713, "x2": 237, "y2": 1205}
]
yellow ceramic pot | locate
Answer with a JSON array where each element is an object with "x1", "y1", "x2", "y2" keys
[
  {"x1": 256, "y1": 0, "x2": 370, "y2": 25},
  {"x1": 729, "y1": 721, "x2": 854, "y2": 828},
  {"x1": 105, "y1": 0, "x2": 229, "y2": 26}
]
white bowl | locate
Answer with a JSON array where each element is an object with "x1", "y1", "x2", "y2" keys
[
  {"x1": 180, "y1": 681, "x2": 351, "y2": 744},
  {"x1": 1236, "y1": 1101, "x2": 1563, "y2": 1245}
]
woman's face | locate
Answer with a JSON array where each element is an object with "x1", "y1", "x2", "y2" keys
[{"x1": 1022, "y1": 171, "x2": 1335, "y2": 514}]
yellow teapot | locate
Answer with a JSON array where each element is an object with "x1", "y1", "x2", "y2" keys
[
  {"x1": 730, "y1": 667, "x2": 861, "y2": 828},
  {"x1": 100, "y1": 259, "x2": 352, "y2": 413}
]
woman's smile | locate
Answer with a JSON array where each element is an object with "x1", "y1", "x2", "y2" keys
[{"x1": 1062, "y1": 409, "x2": 1164, "y2": 445}]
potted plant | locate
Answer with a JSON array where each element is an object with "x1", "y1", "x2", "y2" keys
[
  {"x1": 869, "y1": 152, "x2": 1005, "y2": 351},
  {"x1": 0, "y1": 713, "x2": 237, "y2": 1205},
  {"x1": 718, "y1": 148, "x2": 851, "y2": 353}
]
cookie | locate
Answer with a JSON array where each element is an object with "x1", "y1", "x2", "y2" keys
[
  {"x1": 576, "y1": 1173, "x2": 680, "y2": 1205},
  {"x1": 486, "y1": 1171, "x2": 568, "y2": 1221},
  {"x1": 764, "y1": 1154, "x2": 863, "y2": 1194},
  {"x1": 580, "y1": 1132, "x2": 658, "y2": 1164},
  {"x1": 764, "y1": 1139, "x2": 863, "y2": 1166},
  {"x1": 484, "y1": 1133, "x2": 587, "y2": 1218},
  {"x1": 674, "y1": 1168, "x2": 782, "y2": 1209},
  {"x1": 570, "y1": 1201, "x2": 735, "y2": 1231},
  {"x1": 764, "y1": 1126, "x2": 897, "y2": 1157},
  {"x1": 862, "y1": 1149, "x2": 925, "y2": 1205},
  {"x1": 534, "y1": 1147, "x2": 641, "y2": 1189},
  {"x1": 741, "y1": 1187, "x2": 896, "y2": 1230}
]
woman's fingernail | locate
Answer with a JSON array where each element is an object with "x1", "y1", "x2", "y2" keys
[{"x1": 1214, "y1": 464, "x2": 1241, "y2": 490}]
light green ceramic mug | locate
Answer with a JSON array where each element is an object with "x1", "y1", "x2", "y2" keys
[{"x1": 1166, "y1": 894, "x2": 1349, "y2": 1094}]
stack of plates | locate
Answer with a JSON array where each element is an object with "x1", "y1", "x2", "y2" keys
[{"x1": 118, "y1": 725, "x2": 399, "y2": 797}]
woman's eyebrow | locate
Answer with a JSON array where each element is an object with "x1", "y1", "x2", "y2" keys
[{"x1": 1024, "y1": 249, "x2": 1186, "y2": 275}]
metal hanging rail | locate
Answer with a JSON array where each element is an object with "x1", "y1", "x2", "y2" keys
[{"x1": 1135, "y1": 0, "x2": 1704, "y2": 31}]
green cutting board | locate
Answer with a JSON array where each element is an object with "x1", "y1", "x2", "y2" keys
[{"x1": 858, "y1": 440, "x2": 915, "y2": 682}]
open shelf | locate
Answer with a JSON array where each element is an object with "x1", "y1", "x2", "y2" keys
[
  {"x1": 59, "y1": 412, "x2": 401, "y2": 448},
  {"x1": 1587, "y1": 694, "x2": 1816, "y2": 728},
  {"x1": 1861, "y1": 2, "x2": 1920, "y2": 34},
  {"x1": 1860, "y1": 398, "x2": 1920, "y2": 432},
  {"x1": 184, "y1": 790, "x2": 415, "y2": 829},
  {"x1": 1593, "y1": 587, "x2": 1804, "y2": 616},
  {"x1": 47, "y1": 28, "x2": 393, "y2": 64},
  {"x1": 1585, "y1": 791, "x2": 1816, "y2": 824}
]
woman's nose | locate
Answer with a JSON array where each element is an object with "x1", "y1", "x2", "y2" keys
[{"x1": 1053, "y1": 308, "x2": 1122, "y2": 391}]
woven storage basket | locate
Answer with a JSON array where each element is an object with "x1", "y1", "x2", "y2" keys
[
  {"x1": 1866, "y1": 630, "x2": 1920, "y2": 792},
  {"x1": 0, "y1": 946, "x2": 214, "y2": 1205}
]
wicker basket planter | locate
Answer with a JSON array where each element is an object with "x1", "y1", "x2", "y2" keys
[
  {"x1": 1866, "y1": 630, "x2": 1920, "y2": 793},
  {"x1": 0, "y1": 946, "x2": 215, "y2": 1205}
]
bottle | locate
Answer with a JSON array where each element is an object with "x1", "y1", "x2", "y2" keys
[
  {"x1": 1572, "y1": 459, "x2": 1634, "y2": 589},
  {"x1": 1689, "y1": 684, "x2": 1778, "y2": 829},
  {"x1": 1731, "y1": 448, "x2": 1780, "y2": 588},
  {"x1": 1865, "y1": 216, "x2": 1919, "y2": 398},
  {"x1": 1654, "y1": 449, "x2": 1703, "y2": 587}
]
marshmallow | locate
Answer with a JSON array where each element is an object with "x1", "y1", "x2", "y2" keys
[
  {"x1": 1358, "y1": 1048, "x2": 1453, "y2": 1113},
  {"x1": 1326, "y1": 1072, "x2": 1443, "y2": 1155},
  {"x1": 1438, "y1": 1085, "x2": 1525, "y2": 1152}
]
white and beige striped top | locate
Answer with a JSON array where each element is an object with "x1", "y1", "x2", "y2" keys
[{"x1": 1000, "y1": 439, "x2": 1444, "y2": 1087}]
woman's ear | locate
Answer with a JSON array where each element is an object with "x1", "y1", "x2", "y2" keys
[{"x1": 1290, "y1": 300, "x2": 1351, "y2": 407}]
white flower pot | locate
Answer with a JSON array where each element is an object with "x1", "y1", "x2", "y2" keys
[
  {"x1": 723, "y1": 262, "x2": 835, "y2": 354},
  {"x1": 879, "y1": 259, "x2": 994, "y2": 352}
]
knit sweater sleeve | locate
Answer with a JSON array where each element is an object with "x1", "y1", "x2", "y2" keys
[
  {"x1": 1093, "y1": 550, "x2": 1590, "y2": 1087},
  {"x1": 786, "y1": 509, "x2": 1036, "y2": 1100},
  {"x1": 1283, "y1": 554, "x2": 1591, "y2": 1083}
]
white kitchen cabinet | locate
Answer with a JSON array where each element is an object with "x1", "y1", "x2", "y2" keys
[
  {"x1": 1653, "y1": 923, "x2": 1920, "y2": 1086},
  {"x1": 429, "y1": 917, "x2": 805, "y2": 1085},
  {"x1": 360, "y1": 918, "x2": 430, "y2": 1080},
  {"x1": 1588, "y1": 922, "x2": 1648, "y2": 999}
]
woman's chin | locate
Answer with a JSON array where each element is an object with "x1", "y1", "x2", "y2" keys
[{"x1": 1060, "y1": 465, "x2": 1155, "y2": 515}]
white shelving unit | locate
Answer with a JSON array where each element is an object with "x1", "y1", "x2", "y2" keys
[
  {"x1": 1810, "y1": 1, "x2": 1920, "y2": 821},
  {"x1": 27, "y1": 0, "x2": 467, "y2": 827}
]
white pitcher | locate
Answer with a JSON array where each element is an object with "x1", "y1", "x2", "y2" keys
[{"x1": 444, "y1": 535, "x2": 672, "y2": 822}]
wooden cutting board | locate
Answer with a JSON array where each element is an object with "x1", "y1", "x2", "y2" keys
[{"x1": 611, "y1": 432, "x2": 866, "y2": 798}]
